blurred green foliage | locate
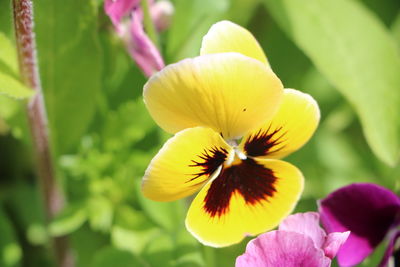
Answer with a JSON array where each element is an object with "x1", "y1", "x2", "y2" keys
[
  {"x1": 0, "y1": 0, "x2": 399, "y2": 266},
  {"x1": 0, "y1": 33, "x2": 33, "y2": 99}
]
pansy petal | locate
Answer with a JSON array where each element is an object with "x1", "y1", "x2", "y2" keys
[
  {"x1": 240, "y1": 89, "x2": 320, "y2": 159},
  {"x1": 235, "y1": 231, "x2": 331, "y2": 267},
  {"x1": 279, "y1": 212, "x2": 326, "y2": 249},
  {"x1": 319, "y1": 183, "x2": 400, "y2": 267},
  {"x1": 142, "y1": 127, "x2": 233, "y2": 202},
  {"x1": 323, "y1": 231, "x2": 350, "y2": 260},
  {"x1": 200, "y1": 21, "x2": 269, "y2": 66},
  {"x1": 185, "y1": 158, "x2": 303, "y2": 247},
  {"x1": 144, "y1": 53, "x2": 283, "y2": 140}
]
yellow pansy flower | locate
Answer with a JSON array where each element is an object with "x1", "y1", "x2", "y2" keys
[{"x1": 141, "y1": 21, "x2": 320, "y2": 247}]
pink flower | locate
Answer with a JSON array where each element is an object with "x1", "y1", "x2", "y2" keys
[
  {"x1": 104, "y1": 0, "x2": 172, "y2": 77},
  {"x1": 236, "y1": 212, "x2": 349, "y2": 267},
  {"x1": 104, "y1": 0, "x2": 139, "y2": 33},
  {"x1": 127, "y1": 9, "x2": 165, "y2": 77}
]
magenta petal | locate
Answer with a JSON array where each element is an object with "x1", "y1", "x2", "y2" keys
[
  {"x1": 319, "y1": 183, "x2": 400, "y2": 267},
  {"x1": 127, "y1": 10, "x2": 164, "y2": 77},
  {"x1": 323, "y1": 231, "x2": 350, "y2": 259},
  {"x1": 104, "y1": 0, "x2": 140, "y2": 28},
  {"x1": 279, "y1": 212, "x2": 327, "y2": 249},
  {"x1": 235, "y1": 231, "x2": 331, "y2": 267}
]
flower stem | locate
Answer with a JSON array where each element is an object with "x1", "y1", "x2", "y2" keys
[
  {"x1": 141, "y1": 0, "x2": 159, "y2": 48},
  {"x1": 12, "y1": 0, "x2": 74, "y2": 266}
]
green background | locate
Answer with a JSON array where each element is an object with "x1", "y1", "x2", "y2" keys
[{"x1": 0, "y1": 0, "x2": 399, "y2": 266}]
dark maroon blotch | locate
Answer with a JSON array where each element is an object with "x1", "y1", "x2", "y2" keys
[
  {"x1": 188, "y1": 146, "x2": 228, "y2": 182},
  {"x1": 203, "y1": 158, "x2": 277, "y2": 218},
  {"x1": 244, "y1": 125, "x2": 286, "y2": 157}
]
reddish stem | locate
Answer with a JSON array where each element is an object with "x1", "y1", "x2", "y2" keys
[{"x1": 12, "y1": 0, "x2": 74, "y2": 266}]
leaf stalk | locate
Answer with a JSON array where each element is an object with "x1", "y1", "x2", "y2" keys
[{"x1": 12, "y1": 0, "x2": 74, "y2": 266}]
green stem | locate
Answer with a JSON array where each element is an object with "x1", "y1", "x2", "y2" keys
[
  {"x1": 12, "y1": 0, "x2": 74, "y2": 266},
  {"x1": 141, "y1": 0, "x2": 160, "y2": 49},
  {"x1": 203, "y1": 245, "x2": 216, "y2": 267}
]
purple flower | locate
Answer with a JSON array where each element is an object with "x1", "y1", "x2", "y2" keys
[
  {"x1": 319, "y1": 183, "x2": 400, "y2": 267},
  {"x1": 236, "y1": 212, "x2": 349, "y2": 267},
  {"x1": 104, "y1": 0, "x2": 170, "y2": 77}
]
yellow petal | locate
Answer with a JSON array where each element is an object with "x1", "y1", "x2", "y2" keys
[
  {"x1": 239, "y1": 89, "x2": 320, "y2": 159},
  {"x1": 142, "y1": 127, "x2": 233, "y2": 202},
  {"x1": 144, "y1": 53, "x2": 283, "y2": 140},
  {"x1": 185, "y1": 158, "x2": 304, "y2": 247},
  {"x1": 200, "y1": 20, "x2": 269, "y2": 66}
]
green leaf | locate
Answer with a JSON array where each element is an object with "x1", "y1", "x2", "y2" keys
[
  {"x1": 174, "y1": 229, "x2": 205, "y2": 267},
  {"x1": 0, "y1": 33, "x2": 18, "y2": 74},
  {"x1": 0, "y1": 1, "x2": 12, "y2": 35},
  {"x1": 0, "y1": 207, "x2": 22, "y2": 267},
  {"x1": 70, "y1": 225, "x2": 109, "y2": 267},
  {"x1": 26, "y1": 223, "x2": 48, "y2": 246},
  {"x1": 0, "y1": 95, "x2": 21, "y2": 135},
  {"x1": 251, "y1": 11, "x2": 312, "y2": 88},
  {"x1": 49, "y1": 202, "x2": 87, "y2": 237},
  {"x1": 111, "y1": 205, "x2": 159, "y2": 254},
  {"x1": 0, "y1": 118, "x2": 8, "y2": 134},
  {"x1": 35, "y1": 0, "x2": 102, "y2": 154},
  {"x1": 166, "y1": 0, "x2": 229, "y2": 61},
  {"x1": 264, "y1": 0, "x2": 400, "y2": 165},
  {"x1": 141, "y1": 222, "x2": 205, "y2": 267},
  {"x1": 6, "y1": 183, "x2": 47, "y2": 243},
  {"x1": 135, "y1": 179, "x2": 186, "y2": 233},
  {"x1": 87, "y1": 196, "x2": 114, "y2": 233},
  {"x1": 102, "y1": 100, "x2": 156, "y2": 151},
  {"x1": 0, "y1": 33, "x2": 34, "y2": 99},
  {"x1": 213, "y1": 240, "x2": 249, "y2": 267},
  {"x1": 0, "y1": 72, "x2": 34, "y2": 99},
  {"x1": 226, "y1": 0, "x2": 261, "y2": 25},
  {"x1": 91, "y1": 247, "x2": 149, "y2": 267},
  {"x1": 142, "y1": 232, "x2": 174, "y2": 267},
  {"x1": 392, "y1": 12, "x2": 400, "y2": 46},
  {"x1": 361, "y1": 0, "x2": 400, "y2": 26},
  {"x1": 0, "y1": 32, "x2": 34, "y2": 100},
  {"x1": 111, "y1": 226, "x2": 159, "y2": 255},
  {"x1": 0, "y1": 96, "x2": 20, "y2": 120}
]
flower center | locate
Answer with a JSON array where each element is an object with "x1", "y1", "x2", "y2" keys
[
  {"x1": 225, "y1": 139, "x2": 247, "y2": 167},
  {"x1": 203, "y1": 157, "x2": 277, "y2": 218},
  {"x1": 187, "y1": 141, "x2": 278, "y2": 218}
]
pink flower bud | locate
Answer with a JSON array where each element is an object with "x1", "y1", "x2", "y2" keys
[
  {"x1": 104, "y1": 0, "x2": 169, "y2": 77},
  {"x1": 151, "y1": 0, "x2": 174, "y2": 32},
  {"x1": 126, "y1": 9, "x2": 164, "y2": 77},
  {"x1": 104, "y1": 0, "x2": 140, "y2": 33}
]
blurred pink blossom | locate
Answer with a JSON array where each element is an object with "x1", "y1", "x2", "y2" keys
[
  {"x1": 104, "y1": 0, "x2": 139, "y2": 33},
  {"x1": 104, "y1": 0, "x2": 173, "y2": 77},
  {"x1": 236, "y1": 212, "x2": 349, "y2": 267},
  {"x1": 151, "y1": 0, "x2": 174, "y2": 31}
]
